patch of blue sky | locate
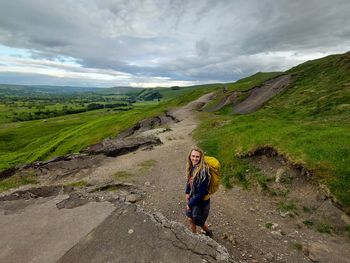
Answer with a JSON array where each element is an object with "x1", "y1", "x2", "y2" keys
[
  {"x1": 54, "y1": 55, "x2": 82, "y2": 66},
  {"x1": 0, "y1": 44, "x2": 81, "y2": 66},
  {"x1": 0, "y1": 44, "x2": 32, "y2": 58}
]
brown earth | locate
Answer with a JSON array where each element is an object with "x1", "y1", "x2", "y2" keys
[{"x1": 1, "y1": 92, "x2": 349, "y2": 263}]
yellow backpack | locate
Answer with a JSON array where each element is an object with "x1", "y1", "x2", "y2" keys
[{"x1": 203, "y1": 156, "x2": 221, "y2": 200}]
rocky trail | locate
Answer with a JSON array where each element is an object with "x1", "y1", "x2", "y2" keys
[{"x1": 0, "y1": 92, "x2": 349, "y2": 263}]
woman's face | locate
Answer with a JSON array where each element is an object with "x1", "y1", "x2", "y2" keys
[{"x1": 190, "y1": 150, "x2": 201, "y2": 166}]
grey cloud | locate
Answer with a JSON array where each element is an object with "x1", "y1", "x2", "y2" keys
[
  {"x1": 196, "y1": 39, "x2": 210, "y2": 57},
  {"x1": 0, "y1": 72, "x2": 117, "y2": 87},
  {"x1": 0, "y1": 0, "x2": 349, "y2": 86},
  {"x1": 237, "y1": 1, "x2": 350, "y2": 54}
]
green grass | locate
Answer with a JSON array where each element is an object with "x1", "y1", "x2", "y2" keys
[
  {"x1": 265, "y1": 222, "x2": 273, "y2": 229},
  {"x1": 138, "y1": 159, "x2": 157, "y2": 173},
  {"x1": 148, "y1": 83, "x2": 222, "y2": 100},
  {"x1": 226, "y1": 72, "x2": 283, "y2": 91},
  {"x1": 316, "y1": 222, "x2": 333, "y2": 234},
  {"x1": 292, "y1": 241, "x2": 303, "y2": 251},
  {"x1": 113, "y1": 171, "x2": 134, "y2": 179},
  {"x1": 0, "y1": 174, "x2": 38, "y2": 192},
  {"x1": 303, "y1": 220, "x2": 314, "y2": 228},
  {"x1": 1, "y1": 107, "x2": 160, "y2": 172},
  {"x1": 0, "y1": 104, "x2": 163, "y2": 172},
  {"x1": 278, "y1": 200, "x2": 297, "y2": 212},
  {"x1": 104, "y1": 185, "x2": 121, "y2": 192},
  {"x1": 345, "y1": 225, "x2": 350, "y2": 237},
  {"x1": 65, "y1": 180, "x2": 88, "y2": 187},
  {"x1": 194, "y1": 52, "x2": 350, "y2": 211}
]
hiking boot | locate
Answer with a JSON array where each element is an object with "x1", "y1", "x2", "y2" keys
[{"x1": 205, "y1": 229, "x2": 213, "y2": 238}]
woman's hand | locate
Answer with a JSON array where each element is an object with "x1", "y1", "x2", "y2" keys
[{"x1": 186, "y1": 204, "x2": 191, "y2": 211}]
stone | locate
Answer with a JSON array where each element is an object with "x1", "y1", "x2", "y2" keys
[
  {"x1": 271, "y1": 223, "x2": 279, "y2": 230},
  {"x1": 228, "y1": 235, "x2": 237, "y2": 245},
  {"x1": 125, "y1": 194, "x2": 141, "y2": 203},
  {"x1": 271, "y1": 230, "x2": 283, "y2": 236},
  {"x1": 265, "y1": 252, "x2": 274, "y2": 261},
  {"x1": 85, "y1": 136, "x2": 162, "y2": 157},
  {"x1": 56, "y1": 204, "x2": 235, "y2": 262}
]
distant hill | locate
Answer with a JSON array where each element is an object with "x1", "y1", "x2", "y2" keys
[
  {"x1": 137, "y1": 83, "x2": 223, "y2": 100},
  {"x1": 94, "y1": 86, "x2": 144, "y2": 95},
  {"x1": 0, "y1": 84, "x2": 144, "y2": 97},
  {"x1": 0, "y1": 82, "x2": 224, "y2": 99}
]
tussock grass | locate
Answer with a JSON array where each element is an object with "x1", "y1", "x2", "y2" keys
[
  {"x1": 278, "y1": 200, "x2": 297, "y2": 212},
  {"x1": 316, "y1": 222, "x2": 333, "y2": 234}
]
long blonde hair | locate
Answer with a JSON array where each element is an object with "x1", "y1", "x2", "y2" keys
[{"x1": 186, "y1": 147, "x2": 209, "y2": 183}]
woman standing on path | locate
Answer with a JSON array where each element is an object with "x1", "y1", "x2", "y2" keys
[{"x1": 185, "y1": 147, "x2": 213, "y2": 237}]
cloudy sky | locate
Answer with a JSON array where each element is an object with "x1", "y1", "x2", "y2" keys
[{"x1": 0, "y1": 0, "x2": 349, "y2": 88}]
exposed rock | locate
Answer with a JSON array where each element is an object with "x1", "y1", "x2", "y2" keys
[
  {"x1": 279, "y1": 211, "x2": 294, "y2": 218},
  {"x1": 137, "y1": 127, "x2": 170, "y2": 137},
  {"x1": 85, "y1": 135, "x2": 162, "y2": 157},
  {"x1": 57, "y1": 204, "x2": 236, "y2": 263},
  {"x1": 56, "y1": 192, "x2": 89, "y2": 209},
  {"x1": 265, "y1": 252, "x2": 275, "y2": 261},
  {"x1": 28, "y1": 154, "x2": 105, "y2": 180},
  {"x1": 125, "y1": 194, "x2": 141, "y2": 203},
  {"x1": 271, "y1": 223, "x2": 279, "y2": 230},
  {"x1": 116, "y1": 112, "x2": 179, "y2": 139},
  {"x1": 0, "y1": 185, "x2": 73, "y2": 201},
  {"x1": 228, "y1": 235, "x2": 237, "y2": 245}
]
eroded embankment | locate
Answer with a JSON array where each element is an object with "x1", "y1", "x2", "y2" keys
[
  {"x1": 233, "y1": 74, "x2": 292, "y2": 114},
  {"x1": 0, "y1": 181, "x2": 143, "y2": 211},
  {"x1": 205, "y1": 74, "x2": 292, "y2": 113},
  {"x1": 243, "y1": 146, "x2": 350, "y2": 225}
]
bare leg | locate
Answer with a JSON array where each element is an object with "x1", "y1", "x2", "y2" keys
[{"x1": 187, "y1": 217, "x2": 197, "y2": 233}]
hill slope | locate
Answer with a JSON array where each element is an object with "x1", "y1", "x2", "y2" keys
[{"x1": 195, "y1": 52, "x2": 350, "y2": 210}]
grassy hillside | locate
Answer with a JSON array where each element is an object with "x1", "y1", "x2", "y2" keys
[
  {"x1": 137, "y1": 83, "x2": 224, "y2": 100},
  {"x1": 0, "y1": 84, "x2": 217, "y2": 173},
  {"x1": 194, "y1": 52, "x2": 350, "y2": 210}
]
